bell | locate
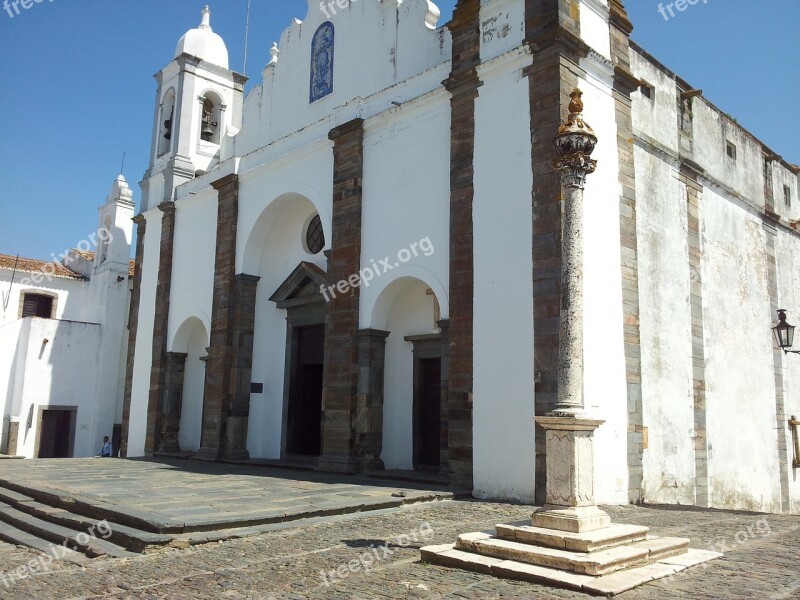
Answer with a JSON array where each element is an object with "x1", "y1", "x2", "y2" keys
[
  {"x1": 201, "y1": 122, "x2": 215, "y2": 141},
  {"x1": 163, "y1": 118, "x2": 172, "y2": 140}
]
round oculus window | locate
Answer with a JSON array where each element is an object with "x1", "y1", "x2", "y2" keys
[{"x1": 305, "y1": 214, "x2": 325, "y2": 254}]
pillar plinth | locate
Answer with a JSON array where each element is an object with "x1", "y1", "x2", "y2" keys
[{"x1": 533, "y1": 416, "x2": 610, "y2": 532}]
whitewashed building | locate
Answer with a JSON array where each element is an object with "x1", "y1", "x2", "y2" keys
[
  {"x1": 124, "y1": 1, "x2": 800, "y2": 514},
  {"x1": 0, "y1": 176, "x2": 134, "y2": 459}
]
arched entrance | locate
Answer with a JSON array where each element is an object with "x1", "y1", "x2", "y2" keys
[
  {"x1": 370, "y1": 277, "x2": 446, "y2": 472},
  {"x1": 171, "y1": 317, "x2": 208, "y2": 452}
]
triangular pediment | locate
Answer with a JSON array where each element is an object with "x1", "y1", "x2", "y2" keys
[{"x1": 269, "y1": 261, "x2": 329, "y2": 309}]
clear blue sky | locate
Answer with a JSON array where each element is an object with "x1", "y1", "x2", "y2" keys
[{"x1": 0, "y1": 1, "x2": 797, "y2": 260}]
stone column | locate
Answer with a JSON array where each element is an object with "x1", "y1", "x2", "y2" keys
[
  {"x1": 355, "y1": 329, "x2": 390, "y2": 471},
  {"x1": 144, "y1": 202, "x2": 176, "y2": 455},
  {"x1": 121, "y1": 214, "x2": 147, "y2": 457},
  {"x1": 533, "y1": 90, "x2": 610, "y2": 534},
  {"x1": 318, "y1": 118, "x2": 365, "y2": 474},
  {"x1": 157, "y1": 351, "x2": 188, "y2": 452}
]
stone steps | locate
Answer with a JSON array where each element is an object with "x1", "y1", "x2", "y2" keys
[
  {"x1": 0, "y1": 520, "x2": 90, "y2": 566},
  {"x1": 0, "y1": 485, "x2": 173, "y2": 554},
  {"x1": 0, "y1": 501, "x2": 136, "y2": 559},
  {"x1": 422, "y1": 520, "x2": 721, "y2": 596},
  {"x1": 421, "y1": 543, "x2": 721, "y2": 596},
  {"x1": 495, "y1": 522, "x2": 649, "y2": 553}
]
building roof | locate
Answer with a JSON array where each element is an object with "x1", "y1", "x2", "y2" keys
[
  {"x1": 0, "y1": 253, "x2": 85, "y2": 280},
  {"x1": 71, "y1": 249, "x2": 136, "y2": 278}
]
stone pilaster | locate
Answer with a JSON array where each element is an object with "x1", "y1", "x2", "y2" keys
[
  {"x1": 438, "y1": 319, "x2": 451, "y2": 476},
  {"x1": 355, "y1": 329, "x2": 390, "y2": 471},
  {"x1": 223, "y1": 273, "x2": 260, "y2": 460},
  {"x1": 144, "y1": 202, "x2": 176, "y2": 455},
  {"x1": 318, "y1": 118, "x2": 365, "y2": 473},
  {"x1": 524, "y1": 0, "x2": 588, "y2": 503},
  {"x1": 608, "y1": 0, "x2": 646, "y2": 503},
  {"x1": 679, "y1": 162, "x2": 710, "y2": 507},
  {"x1": 157, "y1": 351, "x2": 188, "y2": 452},
  {"x1": 443, "y1": 0, "x2": 481, "y2": 489},
  {"x1": 763, "y1": 219, "x2": 792, "y2": 512},
  {"x1": 198, "y1": 174, "x2": 255, "y2": 461},
  {"x1": 121, "y1": 214, "x2": 146, "y2": 457}
]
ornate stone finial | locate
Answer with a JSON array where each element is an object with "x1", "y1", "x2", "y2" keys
[
  {"x1": 553, "y1": 88, "x2": 598, "y2": 189},
  {"x1": 269, "y1": 42, "x2": 280, "y2": 65},
  {"x1": 200, "y1": 5, "x2": 211, "y2": 30}
]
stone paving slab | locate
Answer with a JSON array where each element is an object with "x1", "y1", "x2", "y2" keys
[
  {"x1": 0, "y1": 458, "x2": 460, "y2": 534},
  {"x1": 0, "y1": 499, "x2": 797, "y2": 598}
]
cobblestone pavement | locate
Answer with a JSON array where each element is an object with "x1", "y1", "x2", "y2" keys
[{"x1": 1, "y1": 499, "x2": 798, "y2": 599}]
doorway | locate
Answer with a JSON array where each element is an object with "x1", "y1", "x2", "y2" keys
[
  {"x1": 415, "y1": 357, "x2": 442, "y2": 469},
  {"x1": 36, "y1": 408, "x2": 76, "y2": 458},
  {"x1": 286, "y1": 324, "x2": 325, "y2": 456}
]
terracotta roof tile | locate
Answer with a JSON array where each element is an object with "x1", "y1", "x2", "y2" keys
[{"x1": 0, "y1": 253, "x2": 85, "y2": 280}]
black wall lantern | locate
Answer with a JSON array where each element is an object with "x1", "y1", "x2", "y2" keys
[{"x1": 772, "y1": 309, "x2": 799, "y2": 354}]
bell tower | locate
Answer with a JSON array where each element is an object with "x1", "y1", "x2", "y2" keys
[{"x1": 142, "y1": 5, "x2": 246, "y2": 211}]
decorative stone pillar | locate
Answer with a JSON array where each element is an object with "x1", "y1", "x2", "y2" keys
[
  {"x1": 533, "y1": 90, "x2": 610, "y2": 533},
  {"x1": 157, "y1": 351, "x2": 188, "y2": 452}
]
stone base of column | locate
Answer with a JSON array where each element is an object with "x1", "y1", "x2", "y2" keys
[
  {"x1": 356, "y1": 455, "x2": 385, "y2": 472},
  {"x1": 534, "y1": 415, "x2": 608, "y2": 533},
  {"x1": 194, "y1": 447, "x2": 222, "y2": 462},
  {"x1": 156, "y1": 439, "x2": 181, "y2": 454},
  {"x1": 316, "y1": 454, "x2": 358, "y2": 474},
  {"x1": 532, "y1": 505, "x2": 611, "y2": 533},
  {"x1": 222, "y1": 416, "x2": 249, "y2": 461},
  {"x1": 221, "y1": 448, "x2": 250, "y2": 462}
]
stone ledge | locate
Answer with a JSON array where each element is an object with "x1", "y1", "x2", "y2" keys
[
  {"x1": 420, "y1": 543, "x2": 722, "y2": 596},
  {"x1": 496, "y1": 522, "x2": 649, "y2": 552}
]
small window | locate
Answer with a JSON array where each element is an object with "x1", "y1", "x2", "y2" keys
[
  {"x1": 764, "y1": 157, "x2": 773, "y2": 190},
  {"x1": 305, "y1": 215, "x2": 325, "y2": 255},
  {"x1": 785, "y1": 185, "x2": 792, "y2": 208},
  {"x1": 640, "y1": 82, "x2": 653, "y2": 100},
  {"x1": 22, "y1": 294, "x2": 54, "y2": 319},
  {"x1": 726, "y1": 141, "x2": 737, "y2": 160}
]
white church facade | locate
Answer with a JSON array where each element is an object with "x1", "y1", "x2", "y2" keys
[
  {"x1": 0, "y1": 176, "x2": 134, "y2": 459},
  {"x1": 123, "y1": 0, "x2": 800, "y2": 514}
]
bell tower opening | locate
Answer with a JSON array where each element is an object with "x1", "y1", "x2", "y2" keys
[
  {"x1": 158, "y1": 88, "x2": 176, "y2": 157},
  {"x1": 199, "y1": 94, "x2": 222, "y2": 144}
]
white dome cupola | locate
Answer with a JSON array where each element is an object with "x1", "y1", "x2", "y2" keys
[{"x1": 174, "y1": 5, "x2": 229, "y2": 69}]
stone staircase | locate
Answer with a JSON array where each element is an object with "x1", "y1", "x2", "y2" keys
[
  {"x1": 421, "y1": 519, "x2": 721, "y2": 596},
  {"x1": 0, "y1": 481, "x2": 174, "y2": 563}
]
